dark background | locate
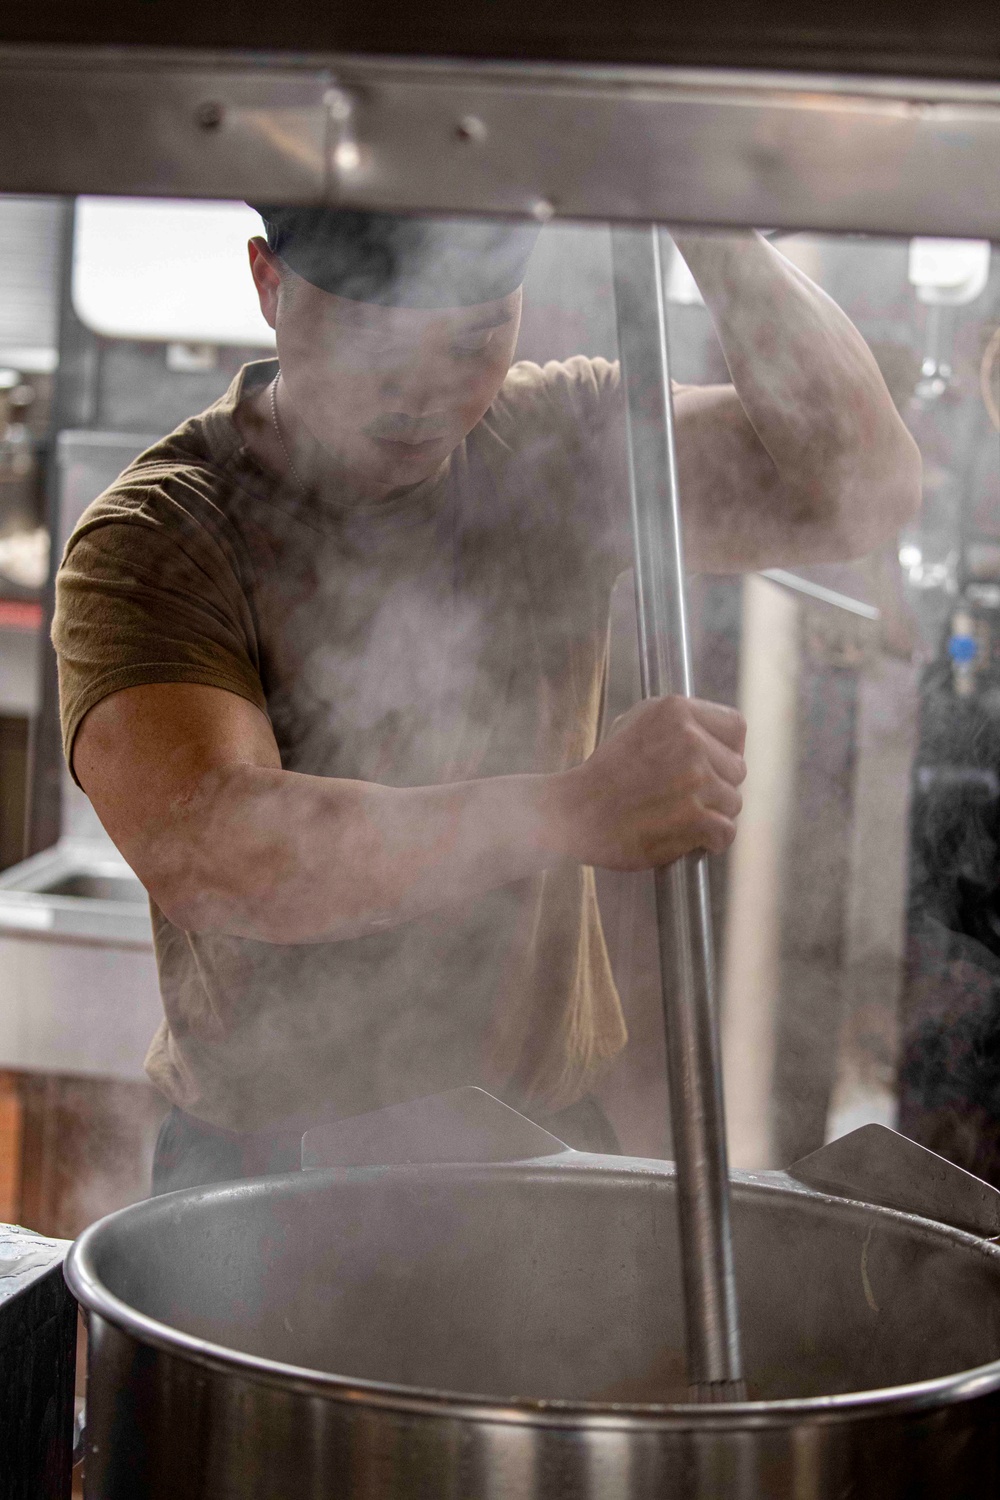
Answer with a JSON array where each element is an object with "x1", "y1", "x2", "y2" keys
[{"x1": 0, "y1": 1, "x2": 998, "y2": 83}]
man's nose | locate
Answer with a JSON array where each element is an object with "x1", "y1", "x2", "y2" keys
[{"x1": 379, "y1": 355, "x2": 460, "y2": 418}]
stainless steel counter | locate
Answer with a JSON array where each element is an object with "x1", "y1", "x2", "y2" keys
[{"x1": 0, "y1": 838, "x2": 162, "y2": 1081}]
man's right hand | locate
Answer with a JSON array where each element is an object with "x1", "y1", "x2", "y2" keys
[{"x1": 552, "y1": 696, "x2": 747, "y2": 871}]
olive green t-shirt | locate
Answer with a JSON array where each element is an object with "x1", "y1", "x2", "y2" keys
[{"x1": 53, "y1": 357, "x2": 631, "y2": 1132}]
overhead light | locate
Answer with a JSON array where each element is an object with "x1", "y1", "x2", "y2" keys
[{"x1": 908, "y1": 238, "x2": 991, "y2": 306}]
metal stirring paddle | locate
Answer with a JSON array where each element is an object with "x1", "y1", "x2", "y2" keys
[{"x1": 610, "y1": 224, "x2": 746, "y2": 1401}]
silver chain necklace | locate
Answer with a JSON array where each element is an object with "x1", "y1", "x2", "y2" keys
[{"x1": 269, "y1": 374, "x2": 308, "y2": 495}]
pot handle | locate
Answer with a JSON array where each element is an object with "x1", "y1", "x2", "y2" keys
[
  {"x1": 787, "y1": 1123, "x2": 1000, "y2": 1238},
  {"x1": 301, "y1": 1086, "x2": 572, "y2": 1171}
]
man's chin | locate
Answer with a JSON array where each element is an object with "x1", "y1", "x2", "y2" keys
[{"x1": 366, "y1": 435, "x2": 454, "y2": 485}]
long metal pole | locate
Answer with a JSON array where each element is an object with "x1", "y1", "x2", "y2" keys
[{"x1": 611, "y1": 224, "x2": 745, "y2": 1400}]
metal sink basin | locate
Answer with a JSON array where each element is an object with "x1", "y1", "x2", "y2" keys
[
  {"x1": 0, "y1": 836, "x2": 161, "y2": 1081},
  {"x1": 40, "y1": 871, "x2": 150, "y2": 904},
  {"x1": 0, "y1": 837, "x2": 151, "y2": 942}
]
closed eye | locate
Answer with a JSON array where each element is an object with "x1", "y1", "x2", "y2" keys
[{"x1": 451, "y1": 330, "x2": 495, "y2": 358}]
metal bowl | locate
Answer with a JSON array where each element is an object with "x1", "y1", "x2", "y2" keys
[{"x1": 67, "y1": 1133, "x2": 1000, "y2": 1499}]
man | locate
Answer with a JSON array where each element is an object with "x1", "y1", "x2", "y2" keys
[{"x1": 53, "y1": 209, "x2": 920, "y2": 1190}]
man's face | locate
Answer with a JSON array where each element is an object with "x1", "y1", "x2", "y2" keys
[{"x1": 250, "y1": 239, "x2": 522, "y2": 492}]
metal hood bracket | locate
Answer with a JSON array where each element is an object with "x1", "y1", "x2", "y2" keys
[
  {"x1": 787, "y1": 1123, "x2": 1000, "y2": 1239},
  {"x1": 4, "y1": 49, "x2": 1000, "y2": 239},
  {"x1": 301, "y1": 1086, "x2": 570, "y2": 1170}
]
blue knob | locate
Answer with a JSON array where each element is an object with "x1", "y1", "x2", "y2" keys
[{"x1": 949, "y1": 633, "x2": 978, "y2": 665}]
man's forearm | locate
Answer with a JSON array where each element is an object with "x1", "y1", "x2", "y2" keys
[
  {"x1": 152, "y1": 762, "x2": 574, "y2": 944},
  {"x1": 672, "y1": 229, "x2": 921, "y2": 557},
  {"x1": 142, "y1": 695, "x2": 748, "y2": 945}
]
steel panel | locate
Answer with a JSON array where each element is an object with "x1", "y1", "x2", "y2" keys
[
  {"x1": 0, "y1": 55, "x2": 330, "y2": 201},
  {"x1": 2, "y1": 51, "x2": 1000, "y2": 237}
]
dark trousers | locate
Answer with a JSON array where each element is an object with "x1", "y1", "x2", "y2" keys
[{"x1": 152, "y1": 1093, "x2": 620, "y2": 1196}]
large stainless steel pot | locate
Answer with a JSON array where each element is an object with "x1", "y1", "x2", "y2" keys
[{"x1": 67, "y1": 1090, "x2": 1000, "y2": 1498}]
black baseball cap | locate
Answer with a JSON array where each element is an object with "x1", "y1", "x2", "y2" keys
[{"x1": 250, "y1": 206, "x2": 540, "y2": 310}]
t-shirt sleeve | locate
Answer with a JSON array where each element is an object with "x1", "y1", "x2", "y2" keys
[
  {"x1": 536, "y1": 355, "x2": 631, "y2": 572},
  {"x1": 53, "y1": 495, "x2": 267, "y2": 783}
]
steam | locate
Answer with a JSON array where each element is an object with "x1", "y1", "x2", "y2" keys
[
  {"x1": 10, "y1": 1073, "x2": 166, "y2": 1239},
  {"x1": 85, "y1": 215, "x2": 636, "y2": 1141},
  {"x1": 48, "y1": 212, "x2": 974, "y2": 1176}
]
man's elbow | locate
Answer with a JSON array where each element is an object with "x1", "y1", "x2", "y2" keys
[
  {"x1": 152, "y1": 874, "x2": 284, "y2": 941},
  {"x1": 145, "y1": 867, "x2": 225, "y2": 935},
  {"x1": 883, "y1": 425, "x2": 923, "y2": 531},
  {"x1": 830, "y1": 426, "x2": 922, "y2": 560},
  {"x1": 136, "y1": 836, "x2": 262, "y2": 938},
  {"x1": 148, "y1": 861, "x2": 362, "y2": 945}
]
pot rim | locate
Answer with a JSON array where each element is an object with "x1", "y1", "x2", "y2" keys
[{"x1": 65, "y1": 1158, "x2": 1000, "y2": 1430}]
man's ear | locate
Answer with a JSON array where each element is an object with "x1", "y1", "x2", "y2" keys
[{"x1": 248, "y1": 236, "x2": 281, "y2": 332}]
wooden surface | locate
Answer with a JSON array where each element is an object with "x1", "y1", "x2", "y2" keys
[
  {"x1": 0, "y1": 1073, "x2": 23, "y2": 1222},
  {"x1": 0, "y1": 1070, "x2": 166, "y2": 1240}
]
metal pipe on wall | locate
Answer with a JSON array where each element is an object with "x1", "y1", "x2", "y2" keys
[
  {"x1": 610, "y1": 224, "x2": 744, "y2": 1398},
  {"x1": 721, "y1": 574, "x2": 800, "y2": 1170}
]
